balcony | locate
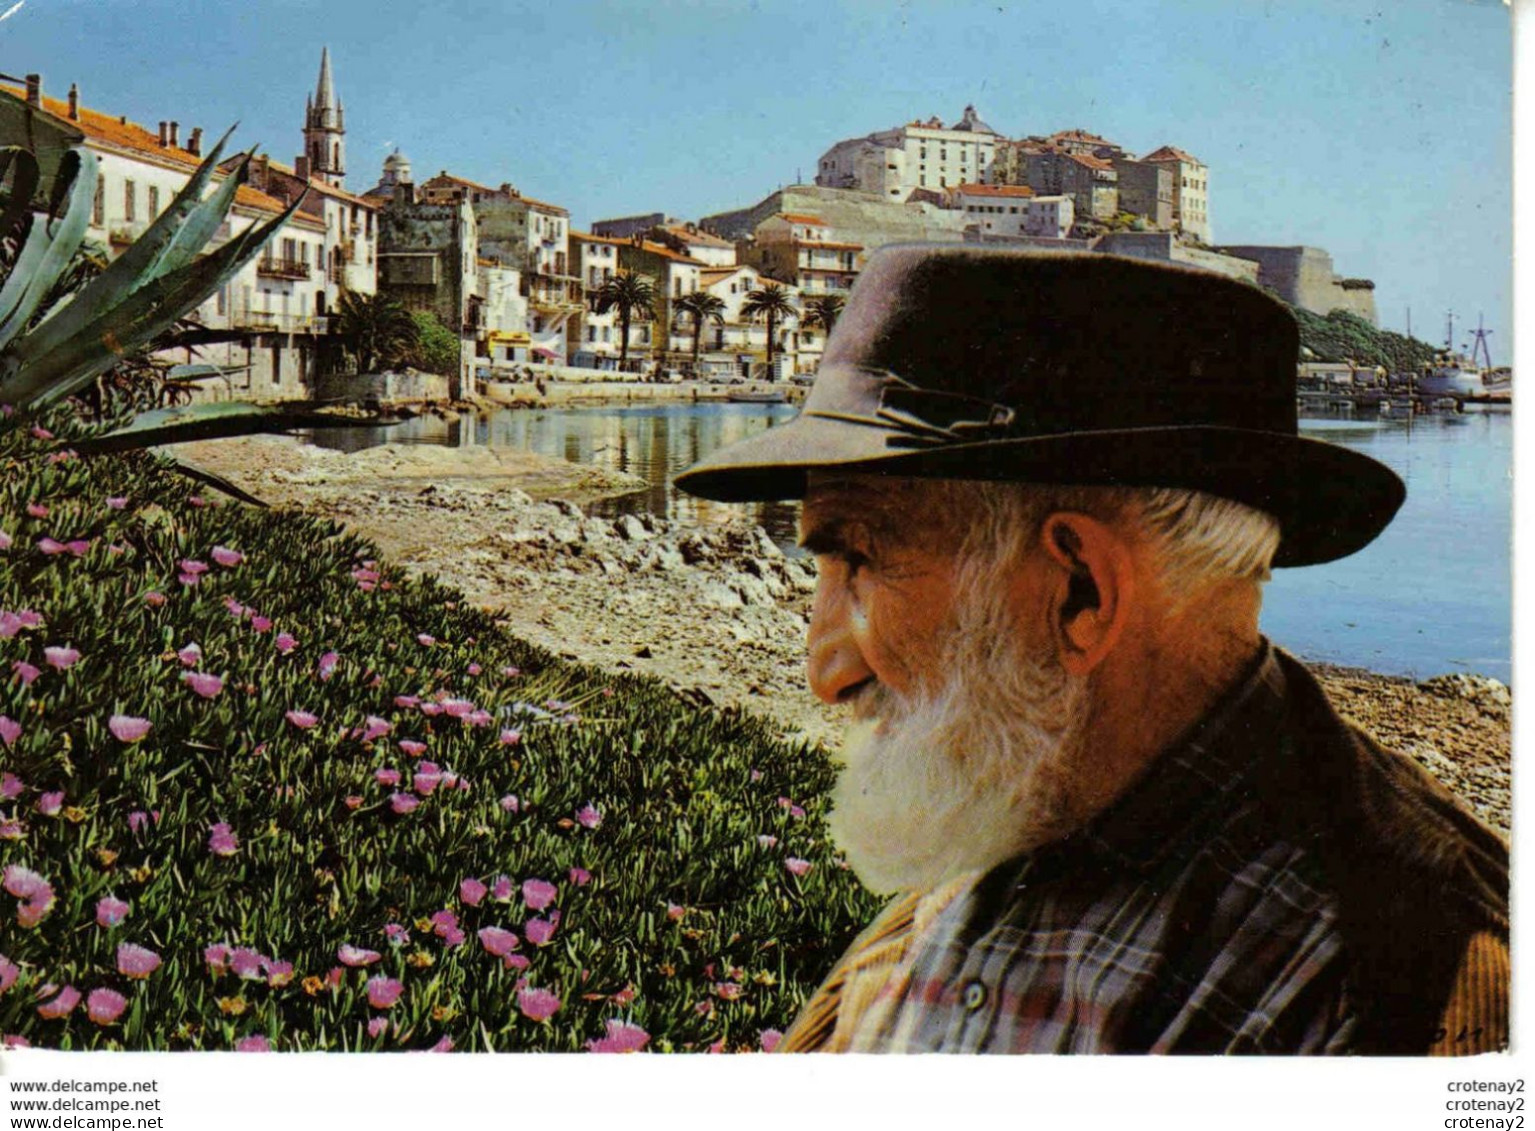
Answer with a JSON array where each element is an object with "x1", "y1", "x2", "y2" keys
[{"x1": 257, "y1": 257, "x2": 311, "y2": 281}]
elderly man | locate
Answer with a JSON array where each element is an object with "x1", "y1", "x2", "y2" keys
[{"x1": 674, "y1": 246, "x2": 1508, "y2": 1055}]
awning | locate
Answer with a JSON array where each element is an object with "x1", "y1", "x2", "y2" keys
[
  {"x1": 488, "y1": 330, "x2": 531, "y2": 345},
  {"x1": 533, "y1": 347, "x2": 560, "y2": 360}
]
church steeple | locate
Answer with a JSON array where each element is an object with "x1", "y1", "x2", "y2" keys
[{"x1": 301, "y1": 46, "x2": 346, "y2": 188}]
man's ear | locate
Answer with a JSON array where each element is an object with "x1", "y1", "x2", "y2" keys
[{"x1": 1038, "y1": 512, "x2": 1136, "y2": 676}]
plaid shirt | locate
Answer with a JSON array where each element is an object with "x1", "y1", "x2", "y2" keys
[{"x1": 782, "y1": 644, "x2": 1508, "y2": 1055}]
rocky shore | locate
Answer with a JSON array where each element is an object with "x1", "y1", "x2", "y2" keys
[{"x1": 164, "y1": 435, "x2": 1512, "y2": 838}]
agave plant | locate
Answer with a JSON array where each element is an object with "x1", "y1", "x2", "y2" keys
[{"x1": 0, "y1": 115, "x2": 395, "y2": 466}]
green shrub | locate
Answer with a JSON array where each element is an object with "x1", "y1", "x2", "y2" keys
[
  {"x1": 0, "y1": 407, "x2": 877, "y2": 1052},
  {"x1": 408, "y1": 312, "x2": 460, "y2": 377}
]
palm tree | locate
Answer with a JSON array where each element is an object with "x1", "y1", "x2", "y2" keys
[
  {"x1": 673, "y1": 290, "x2": 726, "y2": 373},
  {"x1": 741, "y1": 282, "x2": 798, "y2": 379},
  {"x1": 801, "y1": 294, "x2": 845, "y2": 336},
  {"x1": 591, "y1": 270, "x2": 657, "y2": 372},
  {"x1": 332, "y1": 290, "x2": 418, "y2": 374}
]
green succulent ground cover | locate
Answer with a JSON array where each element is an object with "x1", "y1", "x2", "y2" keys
[{"x1": 0, "y1": 404, "x2": 877, "y2": 1052}]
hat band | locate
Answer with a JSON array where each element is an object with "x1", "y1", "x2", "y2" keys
[{"x1": 804, "y1": 369, "x2": 1020, "y2": 449}]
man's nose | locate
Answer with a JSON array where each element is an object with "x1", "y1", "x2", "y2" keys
[{"x1": 806, "y1": 571, "x2": 874, "y2": 705}]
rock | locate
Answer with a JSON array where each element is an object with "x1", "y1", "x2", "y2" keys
[
  {"x1": 698, "y1": 581, "x2": 745, "y2": 610},
  {"x1": 643, "y1": 544, "x2": 686, "y2": 573},
  {"x1": 549, "y1": 499, "x2": 584, "y2": 519},
  {"x1": 1418, "y1": 673, "x2": 1512, "y2": 715},
  {"x1": 634, "y1": 645, "x2": 653, "y2": 658},
  {"x1": 753, "y1": 526, "x2": 784, "y2": 559},
  {"x1": 734, "y1": 575, "x2": 774, "y2": 607},
  {"x1": 615, "y1": 514, "x2": 651, "y2": 541}
]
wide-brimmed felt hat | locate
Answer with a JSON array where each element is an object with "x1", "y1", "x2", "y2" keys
[{"x1": 673, "y1": 244, "x2": 1404, "y2": 567}]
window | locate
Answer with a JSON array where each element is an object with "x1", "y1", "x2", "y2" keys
[
  {"x1": 123, "y1": 179, "x2": 136, "y2": 222},
  {"x1": 92, "y1": 175, "x2": 104, "y2": 225},
  {"x1": 587, "y1": 326, "x2": 596, "y2": 342},
  {"x1": 148, "y1": 186, "x2": 160, "y2": 217}
]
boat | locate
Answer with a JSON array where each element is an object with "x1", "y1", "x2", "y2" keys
[
  {"x1": 726, "y1": 389, "x2": 788, "y2": 404},
  {"x1": 1416, "y1": 312, "x2": 1502, "y2": 401}
]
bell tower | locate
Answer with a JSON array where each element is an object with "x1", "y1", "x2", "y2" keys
[{"x1": 300, "y1": 46, "x2": 345, "y2": 187}]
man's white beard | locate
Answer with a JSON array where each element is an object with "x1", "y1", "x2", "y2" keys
[{"x1": 826, "y1": 586, "x2": 1090, "y2": 896}]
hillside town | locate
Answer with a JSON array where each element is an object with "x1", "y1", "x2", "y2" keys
[{"x1": 0, "y1": 50, "x2": 1380, "y2": 402}]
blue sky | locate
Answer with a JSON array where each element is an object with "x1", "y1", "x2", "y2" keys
[{"x1": 0, "y1": 0, "x2": 1512, "y2": 358}]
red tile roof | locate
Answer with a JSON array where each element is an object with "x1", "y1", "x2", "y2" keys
[
  {"x1": 798, "y1": 239, "x2": 863, "y2": 251},
  {"x1": 569, "y1": 230, "x2": 628, "y2": 245},
  {"x1": 0, "y1": 84, "x2": 308, "y2": 221},
  {"x1": 1069, "y1": 153, "x2": 1115, "y2": 171},
  {"x1": 629, "y1": 239, "x2": 706, "y2": 266},
  {"x1": 261, "y1": 157, "x2": 380, "y2": 209},
  {"x1": 1049, "y1": 129, "x2": 1111, "y2": 144},
  {"x1": 954, "y1": 183, "x2": 1035, "y2": 198},
  {"x1": 661, "y1": 224, "x2": 733, "y2": 248},
  {"x1": 777, "y1": 212, "x2": 828, "y2": 226},
  {"x1": 1142, "y1": 145, "x2": 1203, "y2": 166}
]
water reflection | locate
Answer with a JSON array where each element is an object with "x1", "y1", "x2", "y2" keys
[{"x1": 303, "y1": 404, "x2": 1510, "y2": 680}]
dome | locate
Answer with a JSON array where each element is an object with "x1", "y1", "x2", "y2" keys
[
  {"x1": 951, "y1": 104, "x2": 998, "y2": 135},
  {"x1": 382, "y1": 148, "x2": 412, "y2": 179}
]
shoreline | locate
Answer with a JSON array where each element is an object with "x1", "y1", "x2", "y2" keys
[{"x1": 161, "y1": 434, "x2": 1512, "y2": 837}]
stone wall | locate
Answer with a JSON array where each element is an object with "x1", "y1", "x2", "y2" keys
[
  {"x1": 700, "y1": 185, "x2": 969, "y2": 251},
  {"x1": 315, "y1": 369, "x2": 451, "y2": 403},
  {"x1": 1095, "y1": 232, "x2": 1260, "y2": 284},
  {"x1": 1216, "y1": 245, "x2": 1378, "y2": 325}
]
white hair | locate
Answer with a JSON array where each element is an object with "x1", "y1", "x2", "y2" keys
[{"x1": 921, "y1": 480, "x2": 1281, "y2": 609}]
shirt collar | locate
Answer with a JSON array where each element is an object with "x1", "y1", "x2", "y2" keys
[{"x1": 1042, "y1": 638, "x2": 1289, "y2": 876}]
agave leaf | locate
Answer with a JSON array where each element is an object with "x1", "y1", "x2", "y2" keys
[
  {"x1": 0, "y1": 149, "x2": 94, "y2": 352},
  {"x1": 0, "y1": 145, "x2": 39, "y2": 248},
  {"x1": 157, "y1": 453, "x2": 269, "y2": 507},
  {"x1": 0, "y1": 211, "x2": 53, "y2": 338},
  {"x1": 68, "y1": 400, "x2": 398, "y2": 454},
  {"x1": 146, "y1": 148, "x2": 249, "y2": 282},
  {"x1": 0, "y1": 189, "x2": 305, "y2": 409},
  {"x1": 21, "y1": 127, "x2": 238, "y2": 363}
]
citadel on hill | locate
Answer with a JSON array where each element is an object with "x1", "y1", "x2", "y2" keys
[{"x1": 0, "y1": 52, "x2": 1378, "y2": 400}]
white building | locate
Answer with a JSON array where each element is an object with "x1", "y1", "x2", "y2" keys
[
  {"x1": 950, "y1": 183, "x2": 1037, "y2": 238},
  {"x1": 1025, "y1": 195, "x2": 1074, "y2": 239},
  {"x1": 1142, "y1": 145, "x2": 1211, "y2": 243},
  {"x1": 815, "y1": 105, "x2": 1003, "y2": 199}
]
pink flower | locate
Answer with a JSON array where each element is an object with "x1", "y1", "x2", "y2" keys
[
  {"x1": 29, "y1": 426, "x2": 52, "y2": 440},
  {"x1": 611, "y1": 985, "x2": 635, "y2": 1007},
  {"x1": 265, "y1": 960, "x2": 294, "y2": 987},
  {"x1": 490, "y1": 875, "x2": 514, "y2": 901},
  {"x1": 374, "y1": 768, "x2": 401, "y2": 787},
  {"x1": 714, "y1": 981, "x2": 743, "y2": 1001},
  {"x1": 0, "y1": 772, "x2": 20, "y2": 799},
  {"x1": 43, "y1": 646, "x2": 80, "y2": 670},
  {"x1": 223, "y1": 597, "x2": 245, "y2": 617},
  {"x1": 666, "y1": 903, "x2": 686, "y2": 921},
  {"x1": 250, "y1": 615, "x2": 272, "y2": 633},
  {"x1": 37, "y1": 985, "x2": 80, "y2": 1019},
  {"x1": 412, "y1": 765, "x2": 442, "y2": 796},
  {"x1": 368, "y1": 1017, "x2": 390, "y2": 1038},
  {"x1": 389, "y1": 793, "x2": 419, "y2": 815},
  {"x1": 274, "y1": 632, "x2": 298, "y2": 655},
  {"x1": 419, "y1": 702, "x2": 442, "y2": 717},
  {"x1": 343, "y1": 795, "x2": 363, "y2": 809},
  {"x1": 586, "y1": 1019, "x2": 650, "y2": 1054},
  {"x1": 2, "y1": 1035, "x2": 30, "y2": 1049},
  {"x1": 499, "y1": 728, "x2": 522, "y2": 746},
  {"x1": 429, "y1": 910, "x2": 459, "y2": 936},
  {"x1": 11, "y1": 660, "x2": 39, "y2": 686},
  {"x1": 384, "y1": 923, "x2": 409, "y2": 944},
  {"x1": 467, "y1": 663, "x2": 482, "y2": 676},
  {"x1": 0, "y1": 531, "x2": 8, "y2": 550},
  {"x1": 576, "y1": 804, "x2": 603, "y2": 830},
  {"x1": 317, "y1": 651, "x2": 339, "y2": 680},
  {"x1": 230, "y1": 948, "x2": 264, "y2": 980},
  {"x1": 179, "y1": 559, "x2": 208, "y2": 576},
  {"x1": 207, "y1": 822, "x2": 239, "y2": 856},
  {"x1": 0, "y1": 954, "x2": 17, "y2": 993},
  {"x1": 127, "y1": 810, "x2": 152, "y2": 834},
  {"x1": 337, "y1": 944, "x2": 382, "y2": 967},
  {"x1": 429, "y1": 1035, "x2": 453, "y2": 1052},
  {"x1": 517, "y1": 986, "x2": 561, "y2": 1022},
  {"x1": 757, "y1": 835, "x2": 779, "y2": 849},
  {"x1": 183, "y1": 672, "x2": 224, "y2": 698},
  {"x1": 694, "y1": 999, "x2": 714, "y2": 1018},
  {"x1": 416, "y1": 633, "x2": 435, "y2": 647},
  {"x1": 504, "y1": 953, "x2": 530, "y2": 972},
  {"x1": 285, "y1": 709, "x2": 318, "y2": 729},
  {"x1": 760, "y1": 1029, "x2": 783, "y2": 1052},
  {"x1": 95, "y1": 896, "x2": 130, "y2": 928},
  {"x1": 460, "y1": 878, "x2": 487, "y2": 906},
  {"x1": 117, "y1": 943, "x2": 162, "y2": 979},
  {"x1": 176, "y1": 643, "x2": 203, "y2": 666},
  {"x1": 524, "y1": 917, "x2": 557, "y2": 947},
  {"x1": 499, "y1": 795, "x2": 520, "y2": 813},
  {"x1": 360, "y1": 716, "x2": 391, "y2": 742},
  {"x1": 477, "y1": 927, "x2": 519, "y2": 957},
  {"x1": 86, "y1": 988, "x2": 127, "y2": 1026},
  {"x1": 366, "y1": 977, "x2": 403, "y2": 1009},
  {"x1": 0, "y1": 821, "x2": 23, "y2": 840},
  {"x1": 65, "y1": 540, "x2": 90, "y2": 557},
  {"x1": 464, "y1": 709, "x2": 493, "y2": 727},
  {"x1": 790, "y1": 805, "x2": 806, "y2": 819},
  {"x1": 2, "y1": 865, "x2": 47, "y2": 900},
  {"x1": 36, "y1": 792, "x2": 63, "y2": 817},
  {"x1": 108, "y1": 715, "x2": 151, "y2": 743},
  {"x1": 26, "y1": 502, "x2": 48, "y2": 517},
  {"x1": 569, "y1": 867, "x2": 592, "y2": 887},
  {"x1": 502, "y1": 666, "x2": 521, "y2": 678},
  {"x1": 398, "y1": 738, "x2": 427, "y2": 756},
  {"x1": 36, "y1": 537, "x2": 66, "y2": 556},
  {"x1": 442, "y1": 698, "x2": 473, "y2": 719},
  {"x1": 785, "y1": 857, "x2": 812, "y2": 877},
  {"x1": 522, "y1": 879, "x2": 557, "y2": 912},
  {"x1": 394, "y1": 695, "x2": 420, "y2": 709},
  {"x1": 144, "y1": 590, "x2": 166, "y2": 607},
  {"x1": 0, "y1": 716, "x2": 19, "y2": 748},
  {"x1": 211, "y1": 546, "x2": 243, "y2": 567},
  {"x1": 231, "y1": 1034, "x2": 270, "y2": 1052},
  {"x1": 106, "y1": 496, "x2": 128, "y2": 510},
  {"x1": 750, "y1": 768, "x2": 764, "y2": 782}
]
